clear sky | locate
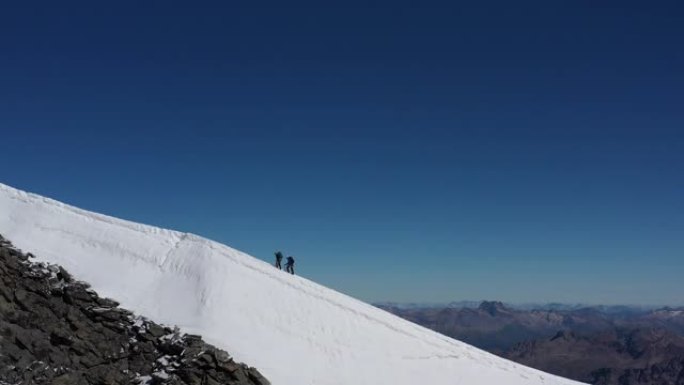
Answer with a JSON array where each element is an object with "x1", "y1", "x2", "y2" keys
[{"x1": 1, "y1": 1, "x2": 683, "y2": 306}]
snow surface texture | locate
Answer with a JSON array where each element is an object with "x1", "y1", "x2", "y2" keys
[{"x1": 0, "y1": 183, "x2": 583, "y2": 385}]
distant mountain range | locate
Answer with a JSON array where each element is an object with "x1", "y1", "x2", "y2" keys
[
  {"x1": 374, "y1": 300, "x2": 665, "y2": 313},
  {"x1": 507, "y1": 328, "x2": 684, "y2": 384},
  {"x1": 377, "y1": 301, "x2": 684, "y2": 384}
]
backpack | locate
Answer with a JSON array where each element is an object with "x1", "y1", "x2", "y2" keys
[{"x1": 275, "y1": 251, "x2": 283, "y2": 260}]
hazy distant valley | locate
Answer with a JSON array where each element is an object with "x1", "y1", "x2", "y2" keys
[{"x1": 377, "y1": 301, "x2": 684, "y2": 384}]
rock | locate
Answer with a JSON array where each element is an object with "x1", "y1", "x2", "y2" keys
[
  {"x1": 64, "y1": 286, "x2": 94, "y2": 304},
  {"x1": 52, "y1": 372, "x2": 85, "y2": 385},
  {"x1": 147, "y1": 322, "x2": 167, "y2": 338},
  {"x1": 177, "y1": 369, "x2": 203, "y2": 384},
  {"x1": 13, "y1": 288, "x2": 31, "y2": 311},
  {"x1": 96, "y1": 296, "x2": 119, "y2": 307},
  {"x1": 159, "y1": 340, "x2": 185, "y2": 356},
  {"x1": 50, "y1": 328, "x2": 74, "y2": 346},
  {"x1": 57, "y1": 266, "x2": 73, "y2": 282},
  {"x1": 0, "y1": 234, "x2": 270, "y2": 385},
  {"x1": 248, "y1": 369, "x2": 272, "y2": 385},
  {"x1": 198, "y1": 352, "x2": 217, "y2": 368},
  {"x1": 217, "y1": 358, "x2": 240, "y2": 373}
]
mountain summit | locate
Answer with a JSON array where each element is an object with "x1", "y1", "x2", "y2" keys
[
  {"x1": 478, "y1": 301, "x2": 512, "y2": 316},
  {"x1": 0, "y1": 183, "x2": 583, "y2": 385}
]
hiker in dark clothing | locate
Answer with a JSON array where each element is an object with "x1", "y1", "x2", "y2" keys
[
  {"x1": 285, "y1": 256, "x2": 295, "y2": 275},
  {"x1": 274, "y1": 251, "x2": 284, "y2": 270}
]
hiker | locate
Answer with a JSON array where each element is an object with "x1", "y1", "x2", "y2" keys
[
  {"x1": 274, "y1": 251, "x2": 284, "y2": 270},
  {"x1": 285, "y1": 256, "x2": 295, "y2": 275}
]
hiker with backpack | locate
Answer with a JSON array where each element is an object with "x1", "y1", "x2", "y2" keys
[
  {"x1": 285, "y1": 256, "x2": 295, "y2": 275},
  {"x1": 274, "y1": 251, "x2": 284, "y2": 270}
]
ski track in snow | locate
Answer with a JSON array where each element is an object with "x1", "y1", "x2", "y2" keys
[{"x1": 0, "y1": 183, "x2": 584, "y2": 385}]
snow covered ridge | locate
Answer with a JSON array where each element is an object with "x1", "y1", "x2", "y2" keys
[{"x1": 0, "y1": 182, "x2": 585, "y2": 385}]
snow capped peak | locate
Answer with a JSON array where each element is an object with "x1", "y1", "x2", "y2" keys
[{"x1": 0, "y1": 182, "x2": 584, "y2": 385}]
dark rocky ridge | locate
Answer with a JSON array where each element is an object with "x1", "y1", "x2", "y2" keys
[{"x1": 0, "y1": 234, "x2": 270, "y2": 385}]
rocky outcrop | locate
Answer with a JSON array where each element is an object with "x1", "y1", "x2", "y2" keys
[{"x1": 0, "y1": 234, "x2": 270, "y2": 385}]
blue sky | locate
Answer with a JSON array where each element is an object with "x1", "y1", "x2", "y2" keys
[{"x1": 1, "y1": 1, "x2": 683, "y2": 305}]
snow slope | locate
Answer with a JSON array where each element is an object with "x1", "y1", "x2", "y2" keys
[{"x1": 0, "y1": 183, "x2": 584, "y2": 385}]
